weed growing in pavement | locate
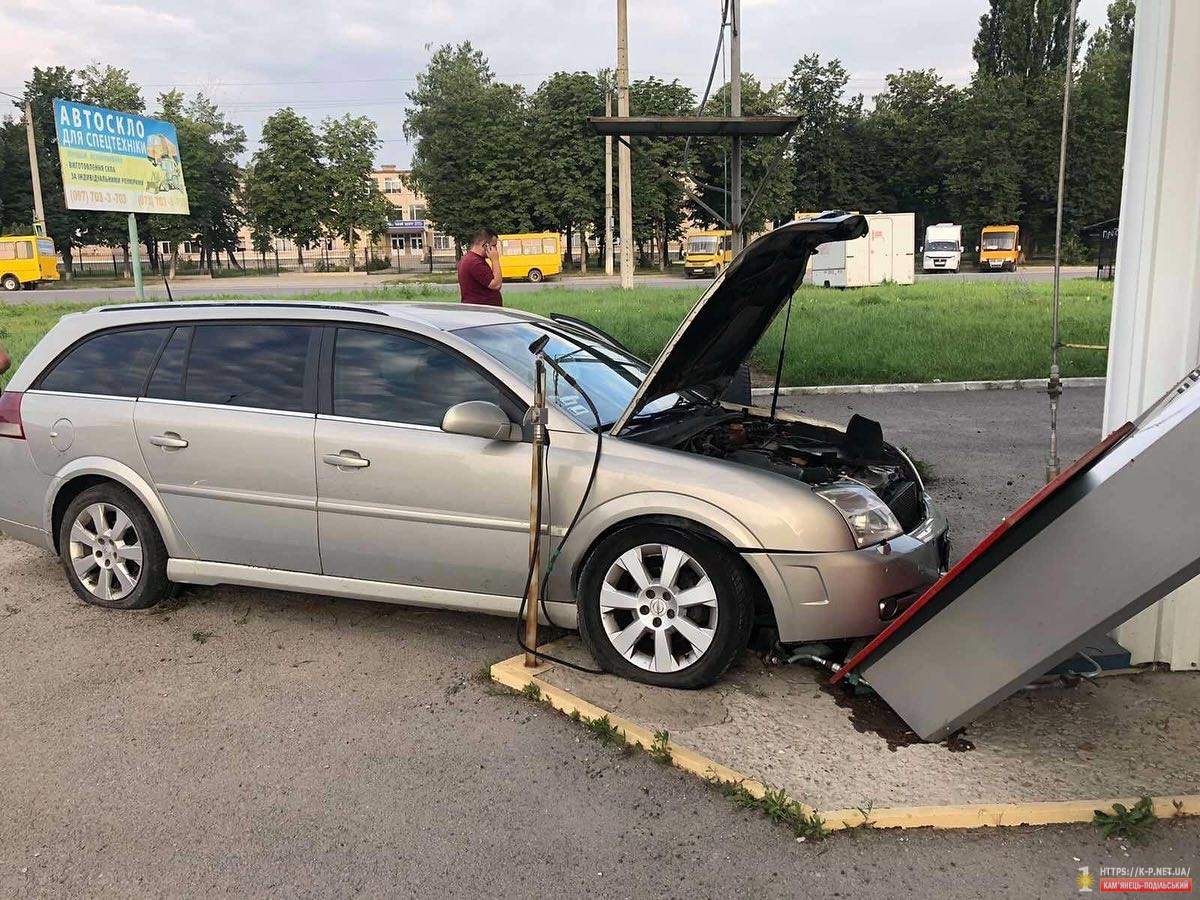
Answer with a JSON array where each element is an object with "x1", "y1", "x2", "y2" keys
[
  {"x1": 1093, "y1": 796, "x2": 1156, "y2": 843},
  {"x1": 707, "y1": 776, "x2": 830, "y2": 842},
  {"x1": 582, "y1": 714, "x2": 624, "y2": 746},
  {"x1": 519, "y1": 681, "x2": 542, "y2": 701},
  {"x1": 649, "y1": 730, "x2": 673, "y2": 765},
  {"x1": 902, "y1": 447, "x2": 937, "y2": 483},
  {"x1": 191, "y1": 630, "x2": 213, "y2": 644}
]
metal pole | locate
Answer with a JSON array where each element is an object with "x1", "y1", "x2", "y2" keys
[
  {"x1": 616, "y1": 0, "x2": 634, "y2": 289},
  {"x1": 24, "y1": 102, "x2": 46, "y2": 235},
  {"x1": 128, "y1": 214, "x2": 145, "y2": 301},
  {"x1": 1046, "y1": 0, "x2": 1078, "y2": 483},
  {"x1": 524, "y1": 356, "x2": 548, "y2": 667},
  {"x1": 605, "y1": 91, "x2": 614, "y2": 277},
  {"x1": 729, "y1": 0, "x2": 743, "y2": 256}
]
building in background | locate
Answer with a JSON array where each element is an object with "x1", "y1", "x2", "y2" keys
[{"x1": 72, "y1": 165, "x2": 456, "y2": 275}]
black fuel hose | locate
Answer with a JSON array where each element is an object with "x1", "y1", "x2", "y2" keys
[{"x1": 513, "y1": 350, "x2": 605, "y2": 674}]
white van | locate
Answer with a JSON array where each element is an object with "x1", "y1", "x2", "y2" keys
[{"x1": 921, "y1": 223, "x2": 962, "y2": 273}]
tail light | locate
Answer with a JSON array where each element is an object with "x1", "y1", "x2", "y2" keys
[{"x1": 0, "y1": 391, "x2": 24, "y2": 439}]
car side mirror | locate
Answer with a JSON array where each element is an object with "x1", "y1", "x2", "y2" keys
[
  {"x1": 975, "y1": 245, "x2": 981, "y2": 253},
  {"x1": 1017, "y1": 244, "x2": 1022, "y2": 252},
  {"x1": 441, "y1": 401, "x2": 521, "y2": 442},
  {"x1": 918, "y1": 245, "x2": 923, "y2": 253}
]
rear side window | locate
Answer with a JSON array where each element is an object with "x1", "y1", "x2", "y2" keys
[
  {"x1": 332, "y1": 328, "x2": 503, "y2": 426},
  {"x1": 146, "y1": 326, "x2": 191, "y2": 400},
  {"x1": 184, "y1": 324, "x2": 313, "y2": 412},
  {"x1": 39, "y1": 327, "x2": 169, "y2": 397}
]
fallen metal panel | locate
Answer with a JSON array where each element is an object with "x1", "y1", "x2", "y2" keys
[{"x1": 833, "y1": 368, "x2": 1200, "y2": 741}]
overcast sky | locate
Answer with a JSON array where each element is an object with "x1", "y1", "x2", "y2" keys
[{"x1": 3, "y1": 0, "x2": 1111, "y2": 166}]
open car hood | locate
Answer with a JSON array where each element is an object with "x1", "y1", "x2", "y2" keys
[{"x1": 610, "y1": 212, "x2": 868, "y2": 436}]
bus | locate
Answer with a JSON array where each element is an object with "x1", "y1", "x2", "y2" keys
[
  {"x1": 498, "y1": 232, "x2": 562, "y2": 283},
  {"x1": 684, "y1": 230, "x2": 732, "y2": 278},
  {"x1": 977, "y1": 224, "x2": 1021, "y2": 272},
  {"x1": 0, "y1": 234, "x2": 60, "y2": 291}
]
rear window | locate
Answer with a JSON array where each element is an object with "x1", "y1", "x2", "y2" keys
[
  {"x1": 183, "y1": 323, "x2": 313, "y2": 412},
  {"x1": 39, "y1": 328, "x2": 169, "y2": 397}
]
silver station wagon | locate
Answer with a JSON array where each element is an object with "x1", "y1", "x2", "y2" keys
[{"x1": 0, "y1": 214, "x2": 948, "y2": 687}]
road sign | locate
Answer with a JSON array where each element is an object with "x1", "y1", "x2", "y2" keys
[{"x1": 52, "y1": 99, "x2": 189, "y2": 216}]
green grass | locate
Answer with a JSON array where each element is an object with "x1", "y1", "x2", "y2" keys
[{"x1": 0, "y1": 279, "x2": 1111, "y2": 390}]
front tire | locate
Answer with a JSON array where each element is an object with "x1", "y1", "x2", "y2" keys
[
  {"x1": 527, "y1": 268, "x2": 543, "y2": 283},
  {"x1": 59, "y1": 484, "x2": 173, "y2": 610},
  {"x1": 577, "y1": 526, "x2": 754, "y2": 688}
]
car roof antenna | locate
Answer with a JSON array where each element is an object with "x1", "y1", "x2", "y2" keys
[{"x1": 768, "y1": 293, "x2": 794, "y2": 422}]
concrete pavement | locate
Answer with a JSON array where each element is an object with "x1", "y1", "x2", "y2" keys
[{"x1": 3, "y1": 386, "x2": 1195, "y2": 898}]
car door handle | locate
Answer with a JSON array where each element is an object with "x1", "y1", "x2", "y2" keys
[
  {"x1": 148, "y1": 432, "x2": 189, "y2": 450},
  {"x1": 322, "y1": 451, "x2": 370, "y2": 469}
]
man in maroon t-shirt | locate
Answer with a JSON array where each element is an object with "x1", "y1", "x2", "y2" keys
[{"x1": 457, "y1": 227, "x2": 504, "y2": 306}]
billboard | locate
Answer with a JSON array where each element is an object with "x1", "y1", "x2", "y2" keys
[{"x1": 52, "y1": 99, "x2": 190, "y2": 215}]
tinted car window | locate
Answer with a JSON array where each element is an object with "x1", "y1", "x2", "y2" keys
[
  {"x1": 185, "y1": 324, "x2": 312, "y2": 412},
  {"x1": 40, "y1": 327, "x2": 168, "y2": 397},
  {"x1": 146, "y1": 326, "x2": 191, "y2": 400},
  {"x1": 333, "y1": 328, "x2": 503, "y2": 427}
]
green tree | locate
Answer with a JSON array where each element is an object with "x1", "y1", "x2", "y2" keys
[
  {"x1": 1067, "y1": 0, "x2": 1134, "y2": 233},
  {"x1": 691, "y1": 75, "x2": 791, "y2": 238},
  {"x1": 151, "y1": 91, "x2": 246, "y2": 275},
  {"x1": 528, "y1": 71, "x2": 606, "y2": 270},
  {"x1": 78, "y1": 64, "x2": 145, "y2": 275},
  {"x1": 625, "y1": 77, "x2": 694, "y2": 269},
  {"x1": 973, "y1": 0, "x2": 1085, "y2": 81},
  {"x1": 321, "y1": 114, "x2": 390, "y2": 272},
  {"x1": 784, "y1": 54, "x2": 872, "y2": 213},
  {"x1": 0, "y1": 117, "x2": 34, "y2": 234},
  {"x1": 858, "y1": 70, "x2": 958, "y2": 228},
  {"x1": 243, "y1": 107, "x2": 326, "y2": 266},
  {"x1": 18, "y1": 67, "x2": 86, "y2": 274},
  {"x1": 405, "y1": 42, "x2": 537, "y2": 249}
]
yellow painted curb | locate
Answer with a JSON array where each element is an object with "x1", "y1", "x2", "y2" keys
[{"x1": 490, "y1": 652, "x2": 1200, "y2": 833}]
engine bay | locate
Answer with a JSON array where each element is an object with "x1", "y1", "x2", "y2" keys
[{"x1": 674, "y1": 412, "x2": 926, "y2": 532}]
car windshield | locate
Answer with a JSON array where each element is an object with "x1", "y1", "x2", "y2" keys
[
  {"x1": 982, "y1": 233, "x2": 1016, "y2": 250},
  {"x1": 926, "y1": 240, "x2": 959, "y2": 252},
  {"x1": 457, "y1": 321, "x2": 693, "y2": 430},
  {"x1": 687, "y1": 238, "x2": 719, "y2": 255}
]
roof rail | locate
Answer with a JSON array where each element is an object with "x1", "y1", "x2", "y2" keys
[{"x1": 92, "y1": 301, "x2": 390, "y2": 317}]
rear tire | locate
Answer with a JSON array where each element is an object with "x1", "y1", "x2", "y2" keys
[
  {"x1": 577, "y1": 525, "x2": 754, "y2": 688},
  {"x1": 59, "y1": 483, "x2": 173, "y2": 610},
  {"x1": 527, "y1": 268, "x2": 543, "y2": 283},
  {"x1": 1, "y1": 274, "x2": 20, "y2": 292}
]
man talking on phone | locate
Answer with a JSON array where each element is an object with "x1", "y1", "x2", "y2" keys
[{"x1": 457, "y1": 227, "x2": 504, "y2": 307}]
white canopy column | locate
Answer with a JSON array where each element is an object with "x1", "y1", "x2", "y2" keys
[{"x1": 1103, "y1": 0, "x2": 1200, "y2": 670}]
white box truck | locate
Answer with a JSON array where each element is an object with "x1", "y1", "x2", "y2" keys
[
  {"x1": 807, "y1": 212, "x2": 915, "y2": 287},
  {"x1": 921, "y1": 223, "x2": 962, "y2": 272}
]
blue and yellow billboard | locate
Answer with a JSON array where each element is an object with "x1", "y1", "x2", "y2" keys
[{"x1": 53, "y1": 99, "x2": 190, "y2": 215}]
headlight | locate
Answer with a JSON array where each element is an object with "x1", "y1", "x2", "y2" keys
[{"x1": 816, "y1": 480, "x2": 903, "y2": 547}]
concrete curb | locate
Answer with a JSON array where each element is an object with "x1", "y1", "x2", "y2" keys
[
  {"x1": 751, "y1": 376, "x2": 1105, "y2": 397},
  {"x1": 491, "y1": 652, "x2": 1200, "y2": 833}
]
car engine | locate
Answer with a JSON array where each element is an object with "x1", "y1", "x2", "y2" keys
[{"x1": 675, "y1": 413, "x2": 926, "y2": 532}]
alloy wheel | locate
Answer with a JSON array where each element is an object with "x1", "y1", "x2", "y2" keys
[
  {"x1": 68, "y1": 502, "x2": 143, "y2": 602},
  {"x1": 599, "y1": 542, "x2": 718, "y2": 673}
]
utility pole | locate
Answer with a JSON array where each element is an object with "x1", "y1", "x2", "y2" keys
[
  {"x1": 1046, "y1": 0, "x2": 1079, "y2": 483},
  {"x1": 24, "y1": 102, "x2": 46, "y2": 236},
  {"x1": 605, "y1": 91, "x2": 615, "y2": 277},
  {"x1": 729, "y1": 0, "x2": 743, "y2": 256},
  {"x1": 616, "y1": 0, "x2": 634, "y2": 289}
]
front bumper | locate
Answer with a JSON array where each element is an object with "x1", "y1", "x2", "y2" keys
[{"x1": 750, "y1": 493, "x2": 950, "y2": 644}]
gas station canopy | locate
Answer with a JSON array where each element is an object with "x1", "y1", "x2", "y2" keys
[{"x1": 586, "y1": 116, "x2": 799, "y2": 137}]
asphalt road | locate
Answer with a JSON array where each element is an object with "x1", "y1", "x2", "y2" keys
[
  {"x1": 2, "y1": 385, "x2": 1196, "y2": 898},
  {"x1": 6, "y1": 265, "x2": 1097, "y2": 305}
]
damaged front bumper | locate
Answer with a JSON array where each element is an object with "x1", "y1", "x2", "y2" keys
[{"x1": 746, "y1": 493, "x2": 950, "y2": 645}]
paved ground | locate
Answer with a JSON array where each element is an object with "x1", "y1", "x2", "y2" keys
[
  {"x1": 8, "y1": 265, "x2": 1097, "y2": 305},
  {"x1": 3, "y1": 385, "x2": 1197, "y2": 898}
]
